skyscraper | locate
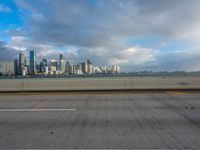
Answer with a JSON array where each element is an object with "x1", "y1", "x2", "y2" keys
[
  {"x1": 73, "y1": 64, "x2": 82, "y2": 75},
  {"x1": 2, "y1": 61, "x2": 15, "y2": 75},
  {"x1": 112, "y1": 65, "x2": 120, "y2": 74},
  {"x1": 30, "y1": 50, "x2": 37, "y2": 75},
  {"x1": 42, "y1": 58, "x2": 47, "y2": 66},
  {"x1": 59, "y1": 54, "x2": 65, "y2": 74},
  {"x1": 60, "y1": 54, "x2": 64, "y2": 60},
  {"x1": 86, "y1": 60, "x2": 93, "y2": 74},
  {"x1": 24, "y1": 59, "x2": 30, "y2": 74},
  {"x1": 40, "y1": 58, "x2": 47, "y2": 73},
  {"x1": 80, "y1": 60, "x2": 92, "y2": 74},
  {"x1": 65, "y1": 61, "x2": 72, "y2": 74},
  {"x1": 19, "y1": 52, "x2": 25, "y2": 75},
  {"x1": 80, "y1": 62, "x2": 86, "y2": 74},
  {"x1": 14, "y1": 59, "x2": 19, "y2": 75}
]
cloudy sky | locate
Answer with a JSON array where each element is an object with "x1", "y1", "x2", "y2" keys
[{"x1": 1, "y1": 0, "x2": 200, "y2": 72}]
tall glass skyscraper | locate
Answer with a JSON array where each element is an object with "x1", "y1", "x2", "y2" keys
[
  {"x1": 30, "y1": 50, "x2": 37, "y2": 75},
  {"x1": 14, "y1": 59, "x2": 19, "y2": 75},
  {"x1": 19, "y1": 52, "x2": 24, "y2": 75}
]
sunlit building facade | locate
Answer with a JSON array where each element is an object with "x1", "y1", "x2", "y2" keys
[{"x1": 2, "y1": 61, "x2": 15, "y2": 75}]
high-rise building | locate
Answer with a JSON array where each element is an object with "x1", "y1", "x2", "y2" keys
[
  {"x1": 22, "y1": 66, "x2": 28, "y2": 76},
  {"x1": 93, "y1": 66, "x2": 102, "y2": 74},
  {"x1": 36, "y1": 63, "x2": 41, "y2": 73},
  {"x1": 30, "y1": 50, "x2": 37, "y2": 75},
  {"x1": 100, "y1": 66, "x2": 107, "y2": 73},
  {"x1": 59, "y1": 54, "x2": 65, "y2": 74},
  {"x1": 49, "y1": 60, "x2": 57, "y2": 75},
  {"x1": 50, "y1": 60, "x2": 58, "y2": 68},
  {"x1": 86, "y1": 60, "x2": 93, "y2": 74},
  {"x1": 42, "y1": 59, "x2": 47, "y2": 66},
  {"x1": 49, "y1": 59, "x2": 58, "y2": 74},
  {"x1": 14, "y1": 59, "x2": 19, "y2": 75},
  {"x1": 2, "y1": 61, "x2": 15, "y2": 75},
  {"x1": 59, "y1": 60, "x2": 65, "y2": 74},
  {"x1": 112, "y1": 65, "x2": 120, "y2": 74},
  {"x1": 80, "y1": 62, "x2": 86, "y2": 74},
  {"x1": 19, "y1": 52, "x2": 25, "y2": 75},
  {"x1": 44, "y1": 66, "x2": 49, "y2": 75},
  {"x1": 60, "y1": 54, "x2": 64, "y2": 60},
  {"x1": 40, "y1": 58, "x2": 47, "y2": 73},
  {"x1": 65, "y1": 61, "x2": 72, "y2": 74},
  {"x1": 24, "y1": 59, "x2": 30, "y2": 74},
  {"x1": 73, "y1": 64, "x2": 82, "y2": 75},
  {"x1": 80, "y1": 60, "x2": 92, "y2": 74},
  {"x1": 25, "y1": 59, "x2": 30, "y2": 66}
]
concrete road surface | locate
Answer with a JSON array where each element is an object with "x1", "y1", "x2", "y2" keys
[{"x1": 0, "y1": 92, "x2": 200, "y2": 149}]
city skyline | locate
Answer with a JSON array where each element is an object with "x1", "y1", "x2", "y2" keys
[
  {"x1": 1, "y1": 0, "x2": 200, "y2": 72},
  {"x1": 0, "y1": 49, "x2": 120, "y2": 76}
]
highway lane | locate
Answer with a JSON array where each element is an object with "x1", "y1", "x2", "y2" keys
[{"x1": 0, "y1": 92, "x2": 200, "y2": 149}]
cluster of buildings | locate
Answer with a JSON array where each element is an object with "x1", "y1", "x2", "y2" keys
[{"x1": 0, "y1": 50, "x2": 120, "y2": 76}]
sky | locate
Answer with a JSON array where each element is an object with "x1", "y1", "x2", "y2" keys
[{"x1": 1, "y1": 0, "x2": 200, "y2": 72}]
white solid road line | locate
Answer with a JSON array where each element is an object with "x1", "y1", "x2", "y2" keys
[{"x1": 0, "y1": 108, "x2": 77, "y2": 112}]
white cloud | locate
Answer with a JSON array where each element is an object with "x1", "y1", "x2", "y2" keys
[
  {"x1": 115, "y1": 47, "x2": 158, "y2": 65},
  {"x1": 13, "y1": 0, "x2": 200, "y2": 48},
  {"x1": 1, "y1": 0, "x2": 200, "y2": 72}
]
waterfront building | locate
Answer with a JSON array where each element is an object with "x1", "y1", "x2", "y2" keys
[
  {"x1": 59, "y1": 54, "x2": 65, "y2": 74},
  {"x1": 80, "y1": 62, "x2": 86, "y2": 74},
  {"x1": 2, "y1": 61, "x2": 15, "y2": 75},
  {"x1": 49, "y1": 66, "x2": 57, "y2": 75},
  {"x1": 24, "y1": 59, "x2": 30, "y2": 74},
  {"x1": 44, "y1": 66, "x2": 49, "y2": 75},
  {"x1": 93, "y1": 66, "x2": 102, "y2": 74},
  {"x1": 112, "y1": 65, "x2": 120, "y2": 74},
  {"x1": 65, "y1": 61, "x2": 73, "y2": 74},
  {"x1": 100, "y1": 66, "x2": 107, "y2": 73},
  {"x1": 83, "y1": 60, "x2": 93, "y2": 74},
  {"x1": 19, "y1": 52, "x2": 25, "y2": 75},
  {"x1": 22, "y1": 66, "x2": 28, "y2": 76},
  {"x1": 73, "y1": 64, "x2": 82, "y2": 75},
  {"x1": 59, "y1": 54, "x2": 64, "y2": 60},
  {"x1": 30, "y1": 50, "x2": 37, "y2": 75},
  {"x1": 14, "y1": 59, "x2": 19, "y2": 75},
  {"x1": 39, "y1": 58, "x2": 48, "y2": 73}
]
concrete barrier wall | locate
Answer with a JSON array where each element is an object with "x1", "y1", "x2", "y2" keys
[
  {"x1": 0, "y1": 77, "x2": 200, "y2": 92},
  {"x1": 0, "y1": 80, "x2": 22, "y2": 92}
]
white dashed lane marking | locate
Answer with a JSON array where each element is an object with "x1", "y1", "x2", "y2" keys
[{"x1": 0, "y1": 108, "x2": 77, "y2": 112}]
